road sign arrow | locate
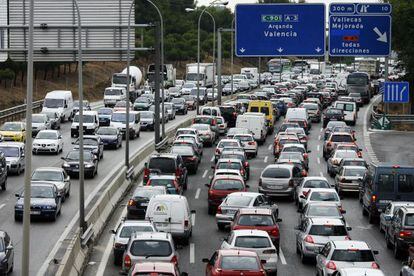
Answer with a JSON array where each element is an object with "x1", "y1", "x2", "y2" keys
[
  {"x1": 373, "y1": 27, "x2": 387, "y2": 43},
  {"x1": 240, "y1": 48, "x2": 246, "y2": 53},
  {"x1": 315, "y1": 47, "x2": 322, "y2": 53},
  {"x1": 277, "y1": 47, "x2": 284, "y2": 53}
]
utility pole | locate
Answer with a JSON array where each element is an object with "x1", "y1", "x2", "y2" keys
[
  {"x1": 217, "y1": 28, "x2": 222, "y2": 105},
  {"x1": 154, "y1": 22, "x2": 161, "y2": 144}
]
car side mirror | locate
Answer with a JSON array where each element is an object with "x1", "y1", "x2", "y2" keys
[
  {"x1": 59, "y1": 135, "x2": 62, "y2": 139},
  {"x1": 299, "y1": 195, "x2": 305, "y2": 199},
  {"x1": 261, "y1": 259, "x2": 267, "y2": 264},
  {"x1": 211, "y1": 165, "x2": 215, "y2": 170},
  {"x1": 205, "y1": 184, "x2": 211, "y2": 188},
  {"x1": 277, "y1": 218, "x2": 282, "y2": 223},
  {"x1": 61, "y1": 157, "x2": 66, "y2": 160},
  {"x1": 144, "y1": 162, "x2": 148, "y2": 168},
  {"x1": 202, "y1": 258, "x2": 210, "y2": 263},
  {"x1": 6, "y1": 245, "x2": 13, "y2": 251},
  {"x1": 341, "y1": 210, "x2": 347, "y2": 214},
  {"x1": 347, "y1": 226, "x2": 352, "y2": 231},
  {"x1": 373, "y1": 250, "x2": 379, "y2": 255},
  {"x1": 307, "y1": 150, "x2": 311, "y2": 153},
  {"x1": 245, "y1": 185, "x2": 250, "y2": 189},
  {"x1": 110, "y1": 229, "x2": 116, "y2": 234}
]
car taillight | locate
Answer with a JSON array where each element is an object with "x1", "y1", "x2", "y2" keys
[
  {"x1": 303, "y1": 153, "x2": 308, "y2": 159},
  {"x1": 371, "y1": 195, "x2": 377, "y2": 203},
  {"x1": 263, "y1": 249, "x2": 277, "y2": 254},
  {"x1": 217, "y1": 206, "x2": 222, "y2": 214},
  {"x1": 244, "y1": 161, "x2": 249, "y2": 167},
  {"x1": 302, "y1": 190, "x2": 309, "y2": 197},
  {"x1": 176, "y1": 168, "x2": 181, "y2": 178},
  {"x1": 288, "y1": 179, "x2": 294, "y2": 187},
  {"x1": 171, "y1": 254, "x2": 178, "y2": 264},
  {"x1": 127, "y1": 199, "x2": 136, "y2": 206},
  {"x1": 399, "y1": 230, "x2": 413, "y2": 238},
  {"x1": 270, "y1": 228, "x2": 279, "y2": 237},
  {"x1": 248, "y1": 141, "x2": 255, "y2": 145},
  {"x1": 216, "y1": 148, "x2": 221, "y2": 154},
  {"x1": 124, "y1": 254, "x2": 132, "y2": 270},
  {"x1": 304, "y1": 235, "x2": 314, "y2": 244},
  {"x1": 371, "y1": 262, "x2": 380, "y2": 269},
  {"x1": 326, "y1": 261, "x2": 337, "y2": 271},
  {"x1": 188, "y1": 156, "x2": 197, "y2": 161}
]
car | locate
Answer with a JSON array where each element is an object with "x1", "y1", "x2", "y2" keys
[
  {"x1": 215, "y1": 116, "x2": 228, "y2": 135},
  {"x1": 296, "y1": 218, "x2": 351, "y2": 263},
  {"x1": 323, "y1": 108, "x2": 345, "y2": 128},
  {"x1": 181, "y1": 83, "x2": 196, "y2": 95},
  {"x1": 128, "y1": 262, "x2": 188, "y2": 276},
  {"x1": 165, "y1": 102, "x2": 176, "y2": 120},
  {"x1": 95, "y1": 127, "x2": 122, "y2": 149},
  {"x1": 259, "y1": 164, "x2": 303, "y2": 199},
  {"x1": 300, "y1": 102, "x2": 321, "y2": 123},
  {"x1": 277, "y1": 122, "x2": 301, "y2": 134},
  {"x1": 32, "y1": 130, "x2": 64, "y2": 155},
  {"x1": 348, "y1": 92, "x2": 363, "y2": 107},
  {"x1": 300, "y1": 188, "x2": 343, "y2": 212},
  {"x1": 97, "y1": 107, "x2": 113, "y2": 126},
  {"x1": 182, "y1": 95, "x2": 195, "y2": 111},
  {"x1": 110, "y1": 220, "x2": 157, "y2": 265},
  {"x1": 202, "y1": 249, "x2": 266, "y2": 276},
  {"x1": 327, "y1": 150, "x2": 359, "y2": 177},
  {"x1": 331, "y1": 125, "x2": 356, "y2": 141},
  {"x1": 231, "y1": 208, "x2": 281, "y2": 250},
  {"x1": 41, "y1": 110, "x2": 61, "y2": 130},
  {"x1": 226, "y1": 127, "x2": 252, "y2": 139},
  {"x1": 139, "y1": 110, "x2": 155, "y2": 131},
  {"x1": 336, "y1": 158, "x2": 368, "y2": 175},
  {"x1": 0, "y1": 122, "x2": 26, "y2": 142},
  {"x1": 113, "y1": 100, "x2": 132, "y2": 112},
  {"x1": 219, "y1": 150, "x2": 250, "y2": 179},
  {"x1": 0, "y1": 230, "x2": 14, "y2": 275},
  {"x1": 193, "y1": 115, "x2": 219, "y2": 137},
  {"x1": 146, "y1": 175, "x2": 183, "y2": 195},
  {"x1": 31, "y1": 113, "x2": 51, "y2": 137},
  {"x1": 324, "y1": 131, "x2": 357, "y2": 160},
  {"x1": 273, "y1": 136, "x2": 301, "y2": 158},
  {"x1": 335, "y1": 165, "x2": 367, "y2": 195},
  {"x1": 277, "y1": 151, "x2": 308, "y2": 171},
  {"x1": 385, "y1": 206, "x2": 414, "y2": 259},
  {"x1": 380, "y1": 202, "x2": 414, "y2": 234},
  {"x1": 214, "y1": 159, "x2": 247, "y2": 181},
  {"x1": 323, "y1": 121, "x2": 348, "y2": 141},
  {"x1": 61, "y1": 150, "x2": 98, "y2": 178},
  {"x1": 334, "y1": 143, "x2": 362, "y2": 159},
  {"x1": 174, "y1": 135, "x2": 203, "y2": 156},
  {"x1": 169, "y1": 144, "x2": 200, "y2": 174},
  {"x1": 175, "y1": 128, "x2": 199, "y2": 138},
  {"x1": 73, "y1": 100, "x2": 91, "y2": 114},
  {"x1": 72, "y1": 135, "x2": 104, "y2": 160},
  {"x1": 122, "y1": 232, "x2": 178, "y2": 273},
  {"x1": 149, "y1": 105, "x2": 169, "y2": 124},
  {"x1": 219, "y1": 105, "x2": 238, "y2": 128},
  {"x1": 284, "y1": 127, "x2": 308, "y2": 149},
  {"x1": 191, "y1": 124, "x2": 216, "y2": 146},
  {"x1": 299, "y1": 202, "x2": 346, "y2": 226},
  {"x1": 315, "y1": 241, "x2": 380, "y2": 276},
  {"x1": 207, "y1": 88, "x2": 218, "y2": 101},
  {"x1": 0, "y1": 142, "x2": 25, "y2": 175},
  {"x1": 133, "y1": 96, "x2": 152, "y2": 111},
  {"x1": 294, "y1": 176, "x2": 331, "y2": 206},
  {"x1": 31, "y1": 167, "x2": 71, "y2": 202},
  {"x1": 14, "y1": 182, "x2": 62, "y2": 221},
  {"x1": 214, "y1": 139, "x2": 242, "y2": 163},
  {"x1": 143, "y1": 153, "x2": 188, "y2": 190},
  {"x1": 168, "y1": 86, "x2": 182, "y2": 98},
  {"x1": 206, "y1": 175, "x2": 247, "y2": 215},
  {"x1": 333, "y1": 268, "x2": 385, "y2": 276},
  {"x1": 126, "y1": 186, "x2": 166, "y2": 219},
  {"x1": 233, "y1": 134, "x2": 258, "y2": 158},
  {"x1": 220, "y1": 230, "x2": 278, "y2": 275}
]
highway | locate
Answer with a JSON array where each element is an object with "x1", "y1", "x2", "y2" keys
[
  {"x1": 82, "y1": 100, "x2": 402, "y2": 275},
  {"x1": 0, "y1": 102, "x2": 200, "y2": 275}
]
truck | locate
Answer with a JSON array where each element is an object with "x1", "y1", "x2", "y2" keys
[
  {"x1": 103, "y1": 87, "x2": 126, "y2": 107},
  {"x1": 357, "y1": 58, "x2": 380, "y2": 78},
  {"x1": 241, "y1": 67, "x2": 259, "y2": 86},
  {"x1": 111, "y1": 66, "x2": 142, "y2": 94},
  {"x1": 185, "y1": 63, "x2": 215, "y2": 88},
  {"x1": 146, "y1": 64, "x2": 176, "y2": 88}
]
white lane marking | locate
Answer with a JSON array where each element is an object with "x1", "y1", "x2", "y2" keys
[
  {"x1": 318, "y1": 135, "x2": 321, "y2": 140},
  {"x1": 320, "y1": 172, "x2": 324, "y2": 177},
  {"x1": 195, "y1": 188, "x2": 201, "y2": 199},
  {"x1": 264, "y1": 156, "x2": 268, "y2": 163},
  {"x1": 320, "y1": 127, "x2": 323, "y2": 132},
  {"x1": 317, "y1": 145, "x2": 320, "y2": 151},
  {"x1": 202, "y1": 169, "x2": 208, "y2": 178},
  {"x1": 191, "y1": 213, "x2": 196, "y2": 226},
  {"x1": 210, "y1": 156, "x2": 215, "y2": 162},
  {"x1": 0, "y1": 203, "x2": 5, "y2": 210},
  {"x1": 268, "y1": 144, "x2": 272, "y2": 151},
  {"x1": 190, "y1": 243, "x2": 195, "y2": 263},
  {"x1": 279, "y1": 248, "x2": 287, "y2": 265},
  {"x1": 317, "y1": 158, "x2": 321, "y2": 164},
  {"x1": 96, "y1": 208, "x2": 127, "y2": 276}
]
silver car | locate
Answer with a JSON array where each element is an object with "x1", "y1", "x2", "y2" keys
[
  {"x1": 296, "y1": 218, "x2": 351, "y2": 263},
  {"x1": 295, "y1": 176, "x2": 331, "y2": 206},
  {"x1": 164, "y1": 102, "x2": 176, "y2": 120},
  {"x1": 300, "y1": 188, "x2": 343, "y2": 212},
  {"x1": 0, "y1": 142, "x2": 25, "y2": 175},
  {"x1": 380, "y1": 202, "x2": 414, "y2": 233},
  {"x1": 31, "y1": 167, "x2": 71, "y2": 201},
  {"x1": 31, "y1": 114, "x2": 51, "y2": 137},
  {"x1": 316, "y1": 240, "x2": 379, "y2": 276},
  {"x1": 299, "y1": 202, "x2": 346, "y2": 226},
  {"x1": 259, "y1": 164, "x2": 299, "y2": 199},
  {"x1": 334, "y1": 165, "x2": 367, "y2": 194}
]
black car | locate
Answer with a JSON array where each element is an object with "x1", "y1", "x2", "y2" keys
[
  {"x1": 61, "y1": 150, "x2": 98, "y2": 178},
  {"x1": 96, "y1": 127, "x2": 122, "y2": 149},
  {"x1": 0, "y1": 152, "x2": 7, "y2": 191},
  {"x1": 72, "y1": 135, "x2": 104, "y2": 160},
  {"x1": 97, "y1": 107, "x2": 113, "y2": 126},
  {"x1": 171, "y1": 98, "x2": 188, "y2": 115},
  {"x1": 322, "y1": 108, "x2": 345, "y2": 128},
  {"x1": 73, "y1": 100, "x2": 91, "y2": 116},
  {"x1": 14, "y1": 183, "x2": 62, "y2": 221},
  {"x1": 170, "y1": 145, "x2": 199, "y2": 174},
  {"x1": 126, "y1": 186, "x2": 166, "y2": 219},
  {"x1": 219, "y1": 105, "x2": 238, "y2": 128},
  {"x1": 133, "y1": 97, "x2": 152, "y2": 111},
  {"x1": 0, "y1": 231, "x2": 14, "y2": 275}
]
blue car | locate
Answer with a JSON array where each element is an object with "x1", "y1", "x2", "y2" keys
[
  {"x1": 14, "y1": 182, "x2": 62, "y2": 221},
  {"x1": 98, "y1": 107, "x2": 113, "y2": 126},
  {"x1": 96, "y1": 127, "x2": 122, "y2": 149},
  {"x1": 275, "y1": 100, "x2": 287, "y2": 116}
]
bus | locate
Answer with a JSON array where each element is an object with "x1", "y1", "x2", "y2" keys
[{"x1": 267, "y1": 59, "x2": 290, "y2": 74}]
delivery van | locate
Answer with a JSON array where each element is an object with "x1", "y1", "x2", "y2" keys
[
  {"x1": 247, "y1": 100, "x2": 275, "y2": 134},
  {"x1": 42, "y1": 90, "x2": 73, "y2": 122},
  {"x1": 236, "y1": 112, "x2": 267, "y2": 144}
]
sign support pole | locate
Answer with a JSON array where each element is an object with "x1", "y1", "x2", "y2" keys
[
  {"x1": 154, "y1": 22, "x2": 161, "y2": 144},
  {"x1": 217, "y1": 28, "x2": 222, "y2": 106}
]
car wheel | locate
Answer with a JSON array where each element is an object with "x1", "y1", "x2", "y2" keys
[
  {"x1": 393, "y1": 238, "x2": 402, "y2": 259},
  {"x1": 217, "y1": 223, "x2": 226, "y2": 231},
  {"x1": 385, "y1": 232, "x2": 393, "y2": 249},
  {"x1": 1, "y1": 180, "x2": 6, "y2": 191}
]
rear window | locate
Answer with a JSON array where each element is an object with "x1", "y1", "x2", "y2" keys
[
  {"x1": 303, "y1": 180, "x2": 330, "y2": 189},
  {"x1": 262, "y1": 167, "x2": 291, "y2": 178},
  {"x1": 250, "y1": 107, "x2": 259, "y2": 113},
  {"x1": 213, "y1": 179, "x2": 244, "y2": 191},
  {"x1": 130, "y1": 240, "x2": 172, "y2": 256},
  {"x1": 170, "y1": 146, "x2": 194, "y2": 156},
  {"x1": 307, "y1": 205, "x2": 340, "y2": 217},
  {"x1": 310, "y1": 192, "x2": 339, "y2": 202},
  {"x1": 120, "y1": 225, "x2": 154, "y2": 238},
  {"x1": 225, "y1": 196, "x2": 253, "y2": 206},
  {"x1": 398, "y1": 174, "x2": 414, "y2": 193},
  {"x1": 343, "y1": 160, "x2": 366, "y2": 167},
  {"x1": 377, "y1": 174, "x2": 395, "y2": 193},
  {"x1": 344, "y1": 168, "x2": 366, "y2": 177},
  {"x1": 234, "y1": 236, "x2": 271, "y2": 248},
  {"x1": 336, "y1": 103, "x2": 354, "y2": 112},
  {"x1": 331, "y1": 135, "x2": 353, "y2": 143},
  {"x1": 218, "y1": 162, "x2": 241, "y2": 170},
  {"x1": 219, "y1": 141, "x2": 240, "y2": 148},
  {"x1": 149, "y1": 158, "x2": 176, "y2": 174},
  {"x1": 234, "y1": 135, "x2": 253, "y2": 142},
  {"x1": 331, "y1": 249, "x2": 375, "y2": 262},
  {"x1": 221, "y1": 256, "x2": 260, "y2": 270},
  {"x1": 237, "y1": 214, "x2": 274, "y2": 226},
  {"x1": 309, "y1": 225, "x2": 347, "y2": 236}
]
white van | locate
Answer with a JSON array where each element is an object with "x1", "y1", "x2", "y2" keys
[
  {"x1": 70, "y1": 110, "x2": 99, "y2": 137},
  {"x1": 286, "y1": 107, "x2": 309, "y2": 123},
  {"x1": 110, "y1": 111, "x2": 140, "y2": 139},
  {"x1": 236, "y1": 112, "x2": 267, "y2": 144},
  {"x1": 145, "y1": 194, "x2": 195, "y2": 244},
  {"x1": 200, "y1": 106, "x2": 221, "y2": 117},
  {"x1": 103, "y1": 87, "x2": 126, "y2": 107},
  {"x1": 334, "y1": 101, "x2": 357, "y2": 125},
  {"x1": 42, "y1": 90, "x2": 73, "y2": 122}
]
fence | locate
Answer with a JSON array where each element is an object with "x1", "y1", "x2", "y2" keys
[{"x1": 0, "y1": 100, "x2": 44, "y2": 124}]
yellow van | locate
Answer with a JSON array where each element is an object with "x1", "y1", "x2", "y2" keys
[{"x1": 247, "y1": 100, "x2": 275, "y2": 133}]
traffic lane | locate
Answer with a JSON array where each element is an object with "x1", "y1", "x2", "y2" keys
[
  {"x1": 369, "y1": 132, "x2": 414, "y2": 163},
  {"x1": 0, "y1": 109, "x2": 198, "y2": 276}
]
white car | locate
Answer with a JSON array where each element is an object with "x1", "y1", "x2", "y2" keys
[
  {"x1": 221, "y1": 229, "x2": 278, "y2": 274},
  {"x1": 31, "y1": 113, "x2": 51, "y2": 137},
  {"x1": 216, "y1": 116, "x2": 228, "y2": 135},
  {"x1": 333, "y1": 268, "x2": 385, "y2": 276},
  {"x1": 233, "y1": 133, "x2": 258, "y2": 157},
  {"x1": 31, "y1": 167, "x2": 71, "y2": 201},
  {"x1": 32, "y1": 130, "x2": 64, "y2": 155},
  {"x1": 316, "y1": 241, "x2": 380, "y2": 276},
  {"x1": 295, "y1": 176, "x2": 332, "y2": 207},
  {"x1": 300, "y1": 188, "x2": 342, "y2": 212},
  {"x1": 214, "y1": 139, "x2": 242, "y2": 162}
]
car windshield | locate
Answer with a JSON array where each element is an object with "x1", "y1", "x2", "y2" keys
[
  {"x1": 307, "y1": 205, "x2": 341, "y2": 217},
  {"x1": 140, "y1": 112, "x2": 154, "y2": 119},
  {"x1": 32, "y1": 115, "x2": 46, "y2": 123},
  {"x1": 310, "y1": 192, "x2": 339, "y2": 202},
  {"x1": 309, "y1": 225, "x2": 347, "y2": 236},
  {"x1": 303, "y1": 180, "x2": 330, "y2": 189},
  {"x1": 213, "y1": 179, "x2": 244, "y2": 190},
  {"x1": 218, "y1": 162, "x2": 241, "y2": 170},
  {"x1": 331, "y1": 249, "x2": 375, "y2": 262},
  {"x1": 73, "y1": 115, "x2": 95, "y2": 123},
  {"x1": 111, "y1": 113, "x2": 135, "y2": 123},
  {"x1": 237, "y1": 215, "x2": 274, "y2": 226},
  {"x1": 119, "y1": 225, "x2": 154, "y2": 238},
  {"x1": 36, "y1": 131, "x2": 58, "y2": 139},
  {"x1": 1, "y1": 122, "x2": 22, "y2": 131},
  {"x1": 96, "y1": 128, "x2": 117, "y2": 135},
  {"x1": 133, "y1": 189, "x2": 163, "y2": 199},
  {"x1": 32, "y1": 170, "x2": 63, "y2": 182},
  {"x1": 336, "y1": 151, "x2": 358, "y2": 159},
  {"x1": 30, "y1": 186, "x2": 55, "y2": 198},
  {"x1": 104, "y1": 89, "x2": 121, "y2": 96},
  {"x1": 331, "y1": 135, "x2": 353, "y2": 143},
  {"x1": 234, "y1": 236, "x2": 271, "y2": 248},
  {"x1": 44, "y1": 98, "x2": 64, "y2": 108},
  {"x1": 221, "y1": 256, "x2": 259, "y2": 270},
  {"x1": 98, "y1": 109, "x2": 112, "y2": 115},
  {"x1": 66, "y1": 151, "x2": 92, "y2": 161},
  {"x1": 225, "y1": 196, "x2": 253, "y2": 206},
  {"x1": 130, "y1": 240, "x2": 172, "y2": 257},
  {"x1": 344, "y1": 168, "x2": 366, "y2": 177},
  {"x1": 262, "y1": 167, "x2": 290, "y2": 178},
  {"x1": 149, "y1": 158, "x2": 176, "y2": 174},
  {"x1": 0, "y1": 146, "x2": 19, "y2": 157},
  {"x1": 327, "y1": 122, "x2": 346, "y2": 130},
  {"x1": 170, "y1": 146, "x2": 194, "y2": 156}
]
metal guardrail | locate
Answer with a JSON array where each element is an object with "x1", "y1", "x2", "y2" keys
[{"x1": 0, "y1": 100, "x2": 44, "y2": 124}]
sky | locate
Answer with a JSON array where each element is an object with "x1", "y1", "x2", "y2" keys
[{"x1": 197, "y1": 0, "x2": 381, "y2": 12}]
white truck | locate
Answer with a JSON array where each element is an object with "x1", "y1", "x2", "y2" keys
[
  {"x1": 146, "y1": 64, "x2": 176, "y2": 88},
  {"x1": 103, "y1": 87, "x2": 126, "y2": 107},
  {"x1": 241, "y1": 67, "x2": 259, "y2": 86},
  {"x1": 236, "y1": 112, "x2": 267, "y2": 144},
  {"x1": 111, "y1": 66, "x2": 142, "y2": 94},
  {"x1": 185, "y1": 63, "x2": 214, "y2": 88}
]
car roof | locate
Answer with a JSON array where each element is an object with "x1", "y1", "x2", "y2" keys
[
  {"x1": 217, "y1": 158, "x2": 242, "y2": 164},
  {"x1": 149, "y1": 175, "x2": 176, "y2": 180},
  {"x1": 131, "y1": 231, "x2": 172, "y2": 240},
  {"x1": 238, "y1": 208, "x2": 272, "y2": 215},
  {"x1": 331, "y1": 240, "x2": 370, "y2": 250},
  {"x1": 219, "y1": 249, "x2": 259, "y2": 257},
  {"x1": 264, "y1": 164, "x2": 294, "y2": 170},
  {"x1": 309, "y1": 218, "x2": 345, "y2": 226},
  {"x1": 342, "y1": 165, "x2": 367, "y2": 170},
  {"x1": 227, "y1": 192, "x2": 261, "y2": 198},
  {"x1": 309, "y1": 188, "x2": 337, "y2": 193},
  {"x1": 121, "y1": 220, "x2": 154, "y2": 227},
  {"x1": 303, "y1": 176, "x2": 329, "y2": 181},
  {"x1": 131, "y1": 262, "x2": 175, "y2": 273},
  {"x1": 0, "y1": 142, "x2": 24, "y2": 147},
  {"x1": 219, "y1": 139, "x2": 240, "y2": 143},
  {"x1": 232, "y1": 229, "x2": 271, "y2": 238},
  {"x1": 34, "y1": 167, "x2": 64, "y2": 172},
  {"x1": 331, "y1": 132, "x2": 353, "y2": 136},
  {"x1": 213, "y1": 174, "x2": 244, "y2": 181},
  {"x1": 31, "y1": 182, "x2": 56, "y2": 188}
]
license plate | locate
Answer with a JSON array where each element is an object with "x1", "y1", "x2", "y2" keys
[
  {"x1": 30, "y1": 211, "x2": 40, "y2": 215},
  {"x1": 227, "y1": 210, "x2": 236, "y2": 215},
  {"x1": 271, "y1": 185, "x2": 283, "y2": 190},
  {"x1": 141, "y1": 203, "x2": 148, "y2": 206}
]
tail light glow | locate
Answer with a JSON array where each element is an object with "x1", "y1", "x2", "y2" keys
[
  {"x1": 124, "y1": 254, "x2": 132, "y2": 270},
  {"x1": 304, "y1": 235, "x2": 314, "y2": 244},
  {"x1": 326, "y1": 261, "x2": 337, "y2": 271}
]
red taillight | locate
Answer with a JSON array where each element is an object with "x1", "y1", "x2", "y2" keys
[
  {"x1": 248, "y1": 141, "x2": 255, "y2": 145},
  {"x1": 127, "y1": 199, "x2": 136, "y2": 206},
  {"x1": 188, "y1": 156, "x2": 197, "y2": 161},
  {"x1": 270, "y1": 228, "x2": 279, "y2": 237},
  {"x1": 216, "y1": 148, "x2": 221, "y2": 154},
  {"x1": 326, "y1": 261, "x2": 337, "y2": 271},
  {"x1": 288, "y1": 179, "x2": 294, "y2": 187},
  {"x1": 124, "y1": 254, "x2": 132, "y2": 270},
  {"x1": 393, "y1": 165, "x2": 400, "y2": 169},
  {"x1": 371, "y1": 262, "x2": 380, "y2": 269},
  {"x1": 144, "y1": 168, "x2": 150, "y2": 179},
  {"x1": 176, "y1": 168, "x2": 181, "y2": 178},
  {"x1": 217, "y1": 206, "x2": 222, "y2": 214},
  {"x1": 233, "y1": 112, "x2": 237, "y2": 118},
  {"x1": 303, "y1": 153, "x2": 308, "y2": 159},
  {"x1": 371, "y1": 195, "x2": 377, "y2": 203},
  {"x1": 304, "y1": 235, "x2": 314, "y2": 244},
  {"x1": 302, "y1": 190, "x2": 309, "y2": 197},
  {"x1": 171, "y1": 254, "x2": 178, "y2": 264},
  {"x1": 244, "y1": 161, "x2": 249, "y2": 167},
  {"x1": 399, "y1": 230, "x2": 413, "y2": 238},
  {"x1": 345, "y1": 235, "x2": 351, "y2": 240}
]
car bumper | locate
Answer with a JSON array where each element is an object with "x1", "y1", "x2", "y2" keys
[
  {"x1": 338, "y1": 182, "x2": 359, "y2": 192},
  {"x1": 216, "y1": 214, "x2": 234, "y2": 225},
  {"x1": 33, "y1": 145, "x2": 59, "y2": 153},
  {"x1": 259, "y1": 186, "x2": 294, "y2": 197},
  {"x1": 15, "y1": 209, "x2": 57, "y2": 218}
]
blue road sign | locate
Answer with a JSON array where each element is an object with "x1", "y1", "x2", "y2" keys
[
  {"x1": 235, "y1": 4, "x2": 325, "y2": 57},
  {"x1": 383, "y1": 82, "x2": 410, "y2": 103},
  {"x1": 329, "y1": 3, "x2": 391, "y2": 57}
]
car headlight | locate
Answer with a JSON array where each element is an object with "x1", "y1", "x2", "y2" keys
[
  {"x1": 33, "y1": 143, "x2": 39, "y2": 146},
  {"x1": 85, "y1": 163, "x2": 93, "y2": 168},
  {"x1": 15, "y1": 205, "x2": 23, "y2": 209},
  {"x1": 50, "y1": 144, "x2": 56, "y2": 147},
  {"x1": 62, "y1": 163, "x2": 70, "y2": 168}
]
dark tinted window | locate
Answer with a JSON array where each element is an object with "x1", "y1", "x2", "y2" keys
[
  {"x1": 331, "y1": 135, "x2": 353, "y2": 143},
  {"x1": 234, "y1": 236, "x2": 271, "y2": 248},
  {"x1": 120, "y1": 226, "x2": 154, "y2": 238},
  {"x1": 221, "y1": 256, "x2": 259, "y2": 270},
  {"x1": 261, "y1": 107, "x2": 270, "y2": 116},
  {"x1": 250, "y1": 107, "x2": 259, "y2": 113},
  {"x1": 377, "y1": 174, "x2": 395, "y2": 193},
  {"x1": 331, "y1": 249, "x2": 375, "y2": 262},
  {"x1": 237, "y1": 215, "x2": 274, "y2": 226},
  {"x1": 262, "y1": 167, "x2": 291, "y2": 178},
  {"x1": 398, "y1": 174, "x2": 414, "y2": 193},
  {"x1": 149, "y1": 158, "x2": 176, "y2": 174},
  {"x1": 213, "y1": 179, "x2": 244, "y2": 191},
  {"x1": 130, "y1": 240, "x2": 172, "y2": 256},
  {"x1": 309, "y1": 225, "x2": 347, "y2": 236},
  {"x1": 217, "y1": 162, "x2": 242, "y2": 170},
  {"x1": 307, "y1": 205, "x2": 341, "y2": 217},
  {"x1": 220, "y1": 106, "x2": 236, "y2": 115},
  {"x1": 303, "y1": 180, "x2": 330, "y2": 189}
]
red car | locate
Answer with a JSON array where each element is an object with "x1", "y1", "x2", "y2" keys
[
  {"x1": 206, "y1": 175, "x2": 248, "y2": 215},
  {"x1": 231, "y1": 208, "x2": 281, "y2": 251},
  {"x1": 203, "y1": 249, "x2": 266, "y2": 276}
]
